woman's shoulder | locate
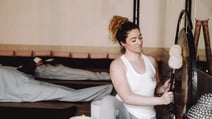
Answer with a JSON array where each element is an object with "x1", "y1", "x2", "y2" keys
[
  {"x1": 142, "y1": 53, "x2": 157, "y2": 66},
  {"x1": 110, "y1": 56, "x2": 126, "y2": 74},
  {"x1": 111, "y1": 56, "x2": 122, "y2": 65},
  {"x1": 110, "y1": 55, "x2": 125, "y2": 68},
  {"x1": 142, "y1": 53, "x2": 154, "y2": 60}
]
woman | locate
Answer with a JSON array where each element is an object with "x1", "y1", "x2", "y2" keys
[{"x1": 99, "y1": 16, "x2": 173, "y2": 119}]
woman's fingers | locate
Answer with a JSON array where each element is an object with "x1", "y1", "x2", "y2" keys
[{"x1": 162, "y1": 91, "x2": 174, "y2": 104}]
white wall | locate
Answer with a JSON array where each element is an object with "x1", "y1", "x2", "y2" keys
[
  {"x1": 141, "y1": 0, "x2": 212, "y2": 50},
  {"x1": 0, "y1": 0, "x2": 132, "y2": 47},
  {"x1": 0, "y1": 0, "x2": 211, "y2": 50},
  {"x1": 140, "y1": 0, "x2": 185, "y2": 48}
]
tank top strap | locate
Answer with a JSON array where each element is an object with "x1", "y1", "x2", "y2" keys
[
  {"x1": 120, "y1": 55, "x2": 129, "y2": 67},
  {"x1": 142, "y1": 54, "x2": 156, "y2": 75}
]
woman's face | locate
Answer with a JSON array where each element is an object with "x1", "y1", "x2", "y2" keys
[{"x1": 121, "y1": 28, "x2": 143, "y2": 54}]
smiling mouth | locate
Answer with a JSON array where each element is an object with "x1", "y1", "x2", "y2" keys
[{"x1": 136, "y1": 47, "x2": 142, "y2": 49}]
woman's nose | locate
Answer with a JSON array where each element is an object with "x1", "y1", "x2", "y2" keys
[{"x1": 137, "y1": 39, "x2": 142, "y2": 44}]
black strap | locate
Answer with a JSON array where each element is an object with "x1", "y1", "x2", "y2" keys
[{"x1": 174, "y1": 9, "x2": 193, "y2": 44}]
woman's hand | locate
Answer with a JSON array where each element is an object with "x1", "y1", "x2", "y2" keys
[
  {"x1": 162, "y1": 79, "x2": 175, "y2": 93},
  {"x1": 157, "y1": 79, "x2": 175, "y2": 105},
  {"x1": 160, "y1": 91, "x2": 174, "y2": 105},
  {"x1": 163, "y1": 79, "x2": 171, "y2": 91}
]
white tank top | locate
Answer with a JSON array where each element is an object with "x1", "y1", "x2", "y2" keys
[{"x1": 116, "y1": 54, "x2": 157, "y2": 119}]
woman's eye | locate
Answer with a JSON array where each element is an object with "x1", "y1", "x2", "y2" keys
[{"x1": 132, "y1": 40, "x2": 136, "y2": 42}]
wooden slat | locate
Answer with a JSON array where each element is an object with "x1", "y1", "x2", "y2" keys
[
  {"x1": 70, "y1": 52, "x2": 89, "y2": 58},
  {"x1": 15, "y1": 50, "x2": 32, "y2": 56},
  {"x1": 52, "y1": 51, "x2": 70, "y2": 57},
  {"x1": 107, "y1": 52, "x2": 121, "y2": 59},
  {"x1": 33, "y1": 50, "x2": 52, "y2": 56},
  {"x1": 0, "y1": 50, "x2": 14, "y2": 56},
  {"x1": 89, "y1": 52, "x2": 108, "y2": 59}
]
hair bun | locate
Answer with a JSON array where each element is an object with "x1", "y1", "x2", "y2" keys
[{"x1": 109, "y1": 16, "x2": 128, "y2": 42}]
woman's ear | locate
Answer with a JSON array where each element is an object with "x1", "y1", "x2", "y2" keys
[{"x1": 120, "y1": 42, "x2": 125, "y2": 47}]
